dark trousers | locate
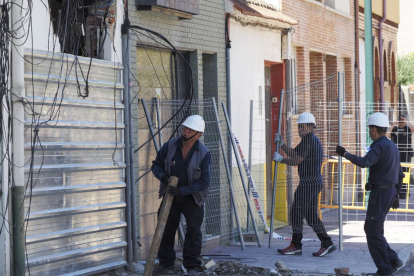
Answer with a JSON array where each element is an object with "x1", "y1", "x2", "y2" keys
[
  {"x1": 399, "y1": 151, "x2": 412, "y2": 197},
  {"x1": 364, "y1": 187, "x2": 399, "y2": 275},
  {"x1": 158, "y1": 195, "x2": 204, "y2": 269},
  {"x1": 291, "y1": 183, "x2": 332, "y2": 249}
]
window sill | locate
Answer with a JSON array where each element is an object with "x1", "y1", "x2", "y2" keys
[
  {"x1": 302, "y1": 0, "x2": 324, "y2": 8},
  {"x1": 324, "y1": 5, "x2": 352, "y2": 19}
]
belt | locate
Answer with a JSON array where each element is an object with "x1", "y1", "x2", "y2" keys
[{"x1": 374, "y1": 184, "x2": 396, "y2": 189}]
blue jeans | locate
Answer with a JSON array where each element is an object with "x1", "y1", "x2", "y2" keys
[
  {"x1": 157, "y1": 195, "x2": 204, "y2": 269},
  {"x1": 364, "y1": 187, "x2": 398, "y2": 275}
]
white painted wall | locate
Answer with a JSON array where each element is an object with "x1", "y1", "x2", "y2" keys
[
  {"x1": 25, "y1": 0, "x2": 123, "y2": 62},
  {"x1": 334, "y1": 0, "x2": 350, "y2": 15},
  {"x1": 230, "y1": 20, "x2": 282, "y2": 165},
  {"x1": 398, "y1": 0, "x2": 414, "y2": 56}
]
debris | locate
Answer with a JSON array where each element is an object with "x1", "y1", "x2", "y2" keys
[
  {"x1": 160, "y1": 260, "x2": 275, "y2": 275},
  {"x1": 275, "y1": 261, "x2": 291, "y2": 273},
  {"x1": 334, "y1": 267, "x2": 353, "y2": 276},
  {"x1": 269, "y1": 268, "x2": 281, "y2": 276},
  {"x1": 203, "y1": 260, "x2": 216, "y2": 270}
]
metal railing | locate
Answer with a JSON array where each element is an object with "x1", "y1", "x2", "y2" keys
[{"x1": 319, "y1": 159, "x2": 414, "y2": 214}]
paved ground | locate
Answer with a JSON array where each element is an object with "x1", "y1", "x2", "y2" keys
[
  {"x1": 122, "y1": 191, "x2": 414, "y2": 276},
  {"x1": 203, "y1": 220, "x2": 414, "y2": 276}
]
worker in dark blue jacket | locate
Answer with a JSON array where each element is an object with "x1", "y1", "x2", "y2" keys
[
  {"x1": 151, "y1": 115, "x2": 211, "y2": 276},
  {"x1": 336, "y1": 112, "x2": 404, "y2": 276}
]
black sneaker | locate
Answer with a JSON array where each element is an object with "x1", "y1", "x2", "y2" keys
[
  {"x1": 392, "y1": 258, "x2": 403, "y2": 272},
  {"x1": 153, "y1": 264, "x2": 175, "y2": 275},
  {"x1": 312, "y1": 244, "x2": 336, "y2": 257}
]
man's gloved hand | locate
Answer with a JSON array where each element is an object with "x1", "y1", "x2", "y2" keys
[
  {"x1": 336, "y1": 145, "x2": 347, "y2": 157},
  {"x1": 273, "y1": 152, "x2": 283, "y2": 162},
  {"x1": 391, "y1": 197, "x2": 399, "y2": 210},
  {"x1": 167, "y1": 186, "x2": 181, "y2": 196},
  {"x1": 161, "y1": 175, "x2": 170, "y2": 186},
  {"x1": 274, "y1": 133, "x2": 284, "y2": 147}
]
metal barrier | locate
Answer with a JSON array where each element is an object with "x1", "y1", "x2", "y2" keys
[{"x1": 319, "y1": 159, "x2": 414, "y2": 213}]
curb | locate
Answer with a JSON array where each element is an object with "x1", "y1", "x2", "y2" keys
[{"x1": 397, "y1": 244, "x2": 414, "y2": 272}]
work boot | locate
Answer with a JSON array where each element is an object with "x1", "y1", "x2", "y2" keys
[
  {"x1": 312, "y1": 244, "x2": 336, "y2": 257},
  {"x1": 277, "y1": 243, "x2": 302, "y2": 255},
  {"x1": 152, "y1": 264, "x2": 175, "y2": 275},
  {"x1": 392, "y1": 258, "x2": 403, "y2": 272}
]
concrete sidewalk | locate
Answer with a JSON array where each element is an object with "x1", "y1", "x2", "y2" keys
[{"x1": 203, "y1": 221, "x2": 414, "y2": 275}]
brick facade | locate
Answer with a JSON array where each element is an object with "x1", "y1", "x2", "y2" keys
[
  {"x1": 359, "y1": 7, "x2": 399, "y2": 111},
  {"x1": 128, "y1": 0, "x2": 226, "y2": 260}
]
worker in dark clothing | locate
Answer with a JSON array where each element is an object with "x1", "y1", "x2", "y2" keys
[
  {"x1": 151, "y1": 115, "x2": 211, "y2": 276},
  {"x1": 336, "y1": 112, "x2": 404, "y2": 276},
  {"x1": 274, "y1": 112, "x2": 336, "y2": 257},
  {"x1": 389, "y1": 114, "x2": 414, "y2": 199}
]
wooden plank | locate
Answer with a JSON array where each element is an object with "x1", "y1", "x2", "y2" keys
[{"x1": 143, "y1": 176, "x2": 178, "y2": 276}]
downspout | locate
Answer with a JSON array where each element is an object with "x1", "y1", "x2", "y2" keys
[
  {"x1": 11, "y1": 2, "x2": 26, "y2": 275},
  {"x1": 121, "y1": 2, "x2": 134, "y2": 268},
  {"x1": 225, "y1": 12, "x2": 234, "y2": 239},
  {"x1": 225, "y1": 14, "x2": 231, "y2": 130},
  {"x1": 379, "y1": 0, "x2": 387, "y2": 111},
  {"x1": 355, "y1": 0, "x2": 361, "y2": 187}
]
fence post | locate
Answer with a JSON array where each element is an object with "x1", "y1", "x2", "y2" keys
[
  {"x1": 222, "y1": 103, "x2": 261, "y2": 248},
  {"x1": 268, "y1": 89, "x2": 284, "y2": 248},
  {"x1": 247, "y1": 100, "x2": 254, "y2": 231},
  {"x1": 338, "y1": 72, "x2": 344, "y2": 251},
  {"x1": 212, "y1": 98, "x2": 245, "y2": 250}
]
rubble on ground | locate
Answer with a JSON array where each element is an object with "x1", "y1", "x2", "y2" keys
[{"x1": 160, "y1": 260, "x2": 279, "y2": 275}]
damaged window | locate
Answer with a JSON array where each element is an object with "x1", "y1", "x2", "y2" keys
[{"x1": 48, "y1": 0, "x2": 117, "y2": 59}]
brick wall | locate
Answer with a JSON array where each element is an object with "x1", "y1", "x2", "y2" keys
[
  {"x1": 359, "y1": 9, "x2": 399, "y2": 110},
  {"x1": 284, "y1": 0, "x2": 355, "y2": 107},
  {"x1": 128, "y1": 0, "x2": 226, "y2": 260}
]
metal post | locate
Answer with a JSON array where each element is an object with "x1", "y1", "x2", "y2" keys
[
  {"x1": 246, "y1": 100, "x2": 253, "y2": 231},
  {"x1": 212, "y1": 98, "x2": 245, "y2": 250},
  {"x1": 125, "y1": 30, "x2": 139, "y2": 262},
  {"x1": 364, "y1": 0, "x2": 374, "y2": 105},
  {"x1": 122, "y1": 25, "x2": 133, "y2": 266},
  {"x1": 338, "y1": 72, "x2": 344, "y2": 251},
  {"x1": 268, "y1": 89, "x2": 284, "y2": 248},
  {"x1": 156, "y1": 97, "x2": 163, "y2": 146},
  {"x1": 222, "y1": 103, "x2": 261, "y2": 248},
  {"x1": 11, "y1": 2, "x2": 26, "y2": 275}
]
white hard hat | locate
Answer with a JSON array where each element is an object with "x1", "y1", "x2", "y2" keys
[
  {"x1": 182, "y1": 115, "x2": 205, "y2": 133},
  {"x1": 297, "y1": 112, "x2": 316, "y2": 125},
  {"x1": 367, "y1": 112, "x2": 389, "y2": 128}
]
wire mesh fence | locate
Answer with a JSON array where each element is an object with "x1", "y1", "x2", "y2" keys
[
  {"x1": 136, "y1": 80, "x2": 414, "y2": 256},
  {"x1": 137, "y1": 98, "x2": 244, "y2": 254},
  {"x1": 238, "y1": 75, "x2": 414, "y2": 242}
]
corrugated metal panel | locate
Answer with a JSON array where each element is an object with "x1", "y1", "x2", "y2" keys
[{"x1": 24, "y1": 49, "x2": 127, "y2": 276}]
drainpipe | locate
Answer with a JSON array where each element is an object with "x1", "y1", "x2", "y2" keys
[
  {"x1": 11, "y1": 1, "x2": 26, "y2": 275},
  {"x1": 355, "y1": 0, "x2": 362, "y2": 187},
  {"x1": 225, "y1": 12, "x2": 234, "y2": 239},
  {"x1": 378, "y1": 0, "x2": 386, "y2": 112},
  {"x1": 122, "y1": 8, "x2": 134, "y2": 268}
]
